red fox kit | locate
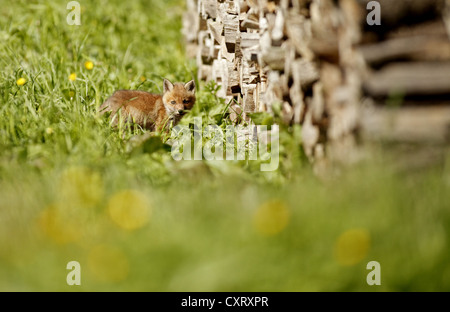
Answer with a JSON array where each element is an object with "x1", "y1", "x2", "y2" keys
[{"x1": 100, "y1": 79, "x2": 196, "y2": 132}]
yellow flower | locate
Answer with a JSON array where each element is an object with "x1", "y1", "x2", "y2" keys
[
  {"x1": 140, "y1": 76, "x2": 146, "y2": 82},
  {"x1": 69, "y1": 73, "x2": 77, "y2": 81},
  {"x1": 84, "y1": 61, "x2": 94, "y2": 70},
  {"x1": 45, "y1": 127, "x2": 54, "y2": 135},
  {"x1": 38, "y1": 203, "x2": 82, "y2": 244},
  {"x1": 334, "y1": 229, "x2": 371, "y2": 266},
  {"x1": 16, "y1": 77, "x2": 26, "y2": 86},
  {"x1": 253, "y1": 200, "x2": 290, "y2": 236},
  {"x1": 108, "y1": 190, "x2": 151, "y2": 231},
  {"x1": 59, "y1": 166, "x2": 104, "y2": 208}
]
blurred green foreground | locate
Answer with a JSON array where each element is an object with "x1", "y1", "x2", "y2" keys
[{"x1": 0, "y1": 0, "x2": 449, "y2": 291}]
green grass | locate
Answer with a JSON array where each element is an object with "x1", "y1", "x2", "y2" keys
[{"x1": 0, "y1": 0, "x2": 449, "y2": 291}]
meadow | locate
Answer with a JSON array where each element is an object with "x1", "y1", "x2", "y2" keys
[{"x1": 0, "y1": 0, "x2": 449, "y2": 291}]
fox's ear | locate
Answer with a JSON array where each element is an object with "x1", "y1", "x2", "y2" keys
[
  {"x1": 184, "y1": 80, "x2": 196, "y2": 93},
  {"x1": 163, "y1": 78, "x2": 174, "y2": 93}
]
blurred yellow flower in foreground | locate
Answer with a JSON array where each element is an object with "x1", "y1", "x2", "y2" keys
[
  {"x1": 88, "y1": 244, "x2": 129, "y2": 282},
  {"x1": 84, "y1": 61, "x2": 94, "y2": 70},
  {"x1": 108, "y1": 190, "x2": 151, "y2": 231},
  {"x1": 16, "y1": 77, "x2": 26, "y2": 86},
  {"x1": 59, "y1": 166, "x2": 104, "y2": 208},
  {"x1": 69, "y1": 73, "x2": 77, "y2": 81},
  {"x1": 38, "y1": 203, "x2": 82, "y2": 244},
  {"x1": 334, "y1": 229, "x2": 371, "y2": 266},
  {"x1": 140, "y1": 76, "x2": 146, "y2": 82},
  {"x1": 254, "y1": 200, "x2": 290, "y2": 236}
]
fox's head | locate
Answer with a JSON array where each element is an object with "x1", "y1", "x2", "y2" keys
[{"x1": 162, "y1": 78, "x2": 196, "y2": 122}]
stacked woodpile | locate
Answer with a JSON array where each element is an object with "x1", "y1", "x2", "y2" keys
[
  {"x1": 358, "y1": 0, "x2": 450, "y2": 145},
  {"x1": 183, "y1": 0, "x2": 450, "y2": 166}
]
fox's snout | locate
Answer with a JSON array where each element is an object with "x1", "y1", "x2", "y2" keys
[{"x1": 168, "y1": 105, "x2": 185, "y2": 116}]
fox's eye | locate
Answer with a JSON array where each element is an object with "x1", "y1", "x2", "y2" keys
[
  {"x1": 170, "y1": 100, "x2": 176, "y2": 105},
  {"x1": 183, "y1": 99, "x2": 189, "y2": 104}
]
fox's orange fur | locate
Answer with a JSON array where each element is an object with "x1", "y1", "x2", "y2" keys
[{"x1": 100, "y1": 79, "x2": 196, "y2": 132}]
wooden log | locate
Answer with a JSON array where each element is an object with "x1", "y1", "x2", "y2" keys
[
  {"x1": 271, "y1": 9, "x2": 285, "y2": 45},
  {"x1": 364, "y1": 62, "x2": 450, "y2": 97},
  {"x1": 292, "y1": 59, "x2": 320, "y2": 89},
  {"x1": 197, "y1": 31, "x2": 214, "y2": 67},
  {"x1": 310, "y1": 0, "x2": 340, "y2": 43},
  {"x1": 359, "y1": 20, "x2": 450, "y2": 65},
  {"x1": 227, "y1": 61, "x2": 241, "y2": 95},
  {"x1": 182, "y1": 0, "x2": 200, "y2": 58},
  {"x1": 222, "y1": 14, "x2": 240, "y2": 53},
  {"x1": 387, "y1": 19, "x2": 448, "y2": 39},
  {"x1": 261, "y1": 47, "x2": 285, "y2": 70},
  {"x1": 359, "y1": 36, "x2": 450, "y2": 65},
  {"x1": 207, "y1": 19, "x2": 223, "y2": 44},
  {"x1": 282, "y1": 101, "x2": 294, "y2": 124},
  {"x1": 285, "y1": 11, "x2": 314, "y2": 60},
  {"x1": 288, "y1": 58, "x2": 319, "y2": 124},
  {"x1": 243, "y1": 84, "x2": 257, "y2": 113},
  {"x1": 361, "y1": 104, "x2": 450, "y2": 143},
  {"x1": 445, "y1": 0, "x2": 450, "y2": 38},
  {"x1": 200, "y1": 0, "x2": 218, "y2": 19},
  {"x1": 240, "y1": 32, "x2": 260, "y2": 48},
  {"x1": 241, "y1": 6, "x2": 260, "y2": 29},
  {"x1": 199, "y1": 64, "x2": 213, "y2": 81},
  {"x1": 311, "y1": 81, "x2": 325, "y2": 123},
  {"x1": 302, "y1": 110, "x2": 320, "y2": 160},
  {"x1": 261, "y1": 71, "x2": 286, "y2": 114},
  {"x1": 212, "y1": 58, "x2": 229, "y2": 98}
]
